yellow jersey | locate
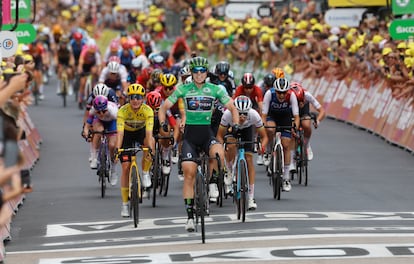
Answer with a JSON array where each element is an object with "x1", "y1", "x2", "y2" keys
[{"x1": 117, "y1": 103, "x2": 154, "y2": 132}]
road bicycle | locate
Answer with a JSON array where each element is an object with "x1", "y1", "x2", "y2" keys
[
  {"x1": 264, "y1": 125, "x2": 292, "y2": 200},
  {"x1": 193, "y1": 151, "x2": 221, "y2": 243},
  {"x1": 90, "y1": 130, "x2": 116, "y2": 198},
  {"x1": 152, "y1": 133, "x2": 174, "y2": 208},
  {"x1": 116, "y1": 145, "x2": 149, "y2": 228},
  {"x1": 59, "y1": 65, "x2": 69, "y2": 107},
  {"x1": 224, "y1": 134, "x2": 257, "y2": 222},
  {"x1": 294, "y1": 113, "x2": 318, "y2": 186}
]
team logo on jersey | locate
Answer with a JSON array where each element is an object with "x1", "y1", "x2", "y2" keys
[{"x1": 202, "y1": 87, "x2": 211, "y2": 93}]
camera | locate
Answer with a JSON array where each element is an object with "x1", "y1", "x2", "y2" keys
[{"x1": 20, "y1": 169, "x2": 31, "y2": 188}]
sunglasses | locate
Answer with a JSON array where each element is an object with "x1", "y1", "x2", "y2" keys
[
  {"x1": 164, "y1": 86, "x2": 174, "y2": 91},
  {"x1": 97, "y1": 110, "x2": 107, "y2": 114},
  {"x1": 244, "y1": 86, "x2": 254, "y2": 90},
  {"x1": 239, "y1": 112, "x2": 248, "y2": 116},
  {"x1": 129, "y1": 94, "x2": 143, "y2": 100},
  {"x1": 24, "y1": 60, "x2": 34, "y2": 64},
  {"x1": 276, "y1": 91, "x2": 287, "y2": 95},
  {"x1": 192, "y1": 67, "x2": 207, "y2": 74}
]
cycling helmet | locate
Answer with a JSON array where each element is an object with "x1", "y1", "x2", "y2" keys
[
  {"x1": 272, "y1": 67, "x2": 285, "y2": 78},
  {"x1": 127, "y1": 83, "x2": 146, "y2": 96},
  {"x1": 179, "y1": 66, "x2": 191, "y2": 77},
  {"x1": 73, "y1": 32, "x2": 83, "y2": 41},
  {"x1": 93, "y1": 95, "x2": 108, "y2": 111},
  {"x1": 273, "y1": 78, "x2": 290, "y2": 92},
  {"x1": 141, "y1": 33, "x2": 151, "y2": 43},
  {"x1": 241, "y1": 72, "x2": 255, "y2": 86},
  {"x1": 290, "y1": 82, "x2": 305, "y2": 102},
  {"x1": 152, "y1": 54, "x2": 165, "y2": 64},
  {"x1": 263, "y1": 73, "x2": 276, "y2": 87},
  {"x1": 184, "y1": 76, "x2": 193, "y2": 84},
  {"x1": 107, "y1": 61, "x2": 120, "y2": 73},
  {"x1": 151, "y1": 69, "x2": 163, "y2": 84},
  {"x1": 215, "y1": 61, "x2": 230, "y2": 75},
  {"x1": 234, "y1": 95, "x2": 252, "y2": 113},
  {"x1": 93, "y1": 83, "x2": 110, "y2": 97},
  {"x1": 132, "y1": 46, "x2": 142, "y2": 56},
  {"x1": 146, "y1": 91, "x2": 162, "y2": 109},
  {"x1": 160, "y1": 73, "x2": 177, "y2": 87},
  {"x1": 108, "y1": 55, "x2": 121, "y2": 63},
  {"x1": 228, "y1": 70, "x2": 234, "y2": 79},
  {"x1": 110, "y1": 41, "x2": 119, "y2": 51},
  {"x1": 60, "y1": 35, "x2": 70, "y2": 43},
  {"x1": 131, "y1": 57, "x2": 143, "y2": 69},
  {"x1": 189, "y1": 56, "x2": 208, "y2": 70}
]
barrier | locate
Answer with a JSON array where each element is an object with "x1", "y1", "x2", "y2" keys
[
  {"x1": 291, "y1": 73, "x2": 414, "y2": 154},
  {"x1": 0, "y1": 107, "x2": 42, "y2": 262}
]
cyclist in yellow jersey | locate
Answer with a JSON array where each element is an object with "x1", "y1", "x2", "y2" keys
[{"x1": 116, "y1": 83, "x2": 155, "y2": 217}]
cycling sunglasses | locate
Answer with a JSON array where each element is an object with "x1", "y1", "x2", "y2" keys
[
  {"x1": 97, "y1": 110, "x2": 107, "y2": 114},
  {"x1": 164, "y1": 86, "x2": 174, "y2": 91},
  {"x1": 129, "y1": 94, "x2": 143, "y2": 100},
  {"x1": 239, "y1": 112, "x2": 248, "y2": 116},
  {"x1": 192, "y1": 67, "x2": 207, "y2": 74}
]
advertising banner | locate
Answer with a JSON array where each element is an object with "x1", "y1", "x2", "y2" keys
[{"x1": 392, "y1": 0, "x2": 414, "y2": 15}]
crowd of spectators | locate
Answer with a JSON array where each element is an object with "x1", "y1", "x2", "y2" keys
[{"x1": 160, "y1": 0, "x2": 414, "y2": 101}]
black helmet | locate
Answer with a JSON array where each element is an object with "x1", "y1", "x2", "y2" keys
[
  {"x1": 263, "y1": 73, "x2": 276, "y2": 87},
  {"x1": 215, "y1": 61, "x2": 230, "y2": 75},
  {"x1": 241, "y1": 72, "x2": 255, "y2": 86}
]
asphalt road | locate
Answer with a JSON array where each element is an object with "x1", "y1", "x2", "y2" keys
[{"x1": 4, "y1": 77, "x2": 414, "y2": 264}]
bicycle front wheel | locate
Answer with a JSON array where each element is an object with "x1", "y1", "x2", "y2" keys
[
  {"x1": 195, "y1": 171, "x2": 206, "y2": 243},
  {"x1": 239, "y1": 159, "x2": 248, "y2": 222},
  {"x1": 61, "y1": 72, "x2": 68, "y2": 107},
  {"x1": 274, "y1": 145, "x2": 283, "y2": 200},
  {"x1": 130, "y1": 166, "x2": 139, "y2": 228},
  {"x1": 152, "y1": 147, "x2": 160, "y2": 208},
  {"x1": 99, "y1": 147, "x2": 107, "y2": 198}
]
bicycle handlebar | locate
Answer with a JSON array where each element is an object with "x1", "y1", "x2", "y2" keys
[{"x1": 90, "y1": 130, "x2": 117, "y2": 135}]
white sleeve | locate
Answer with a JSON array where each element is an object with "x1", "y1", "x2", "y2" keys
[
  {"x1": 290, "y1": 92, "x2": 299, "y2": 116},
  {"x1": 98, "y1": 67, "x2": 108, "y2": 82},
  {"x1": 95, "y1": 51, "x2": 102, "y2": 66},
  {"x1": 250, "y1": 109, "x2": 264, "y2": 128},
  {"x1": 119, "y1": 65, "x2": 128, "y2": 82},
  {"x1": 262, "y1": 90, "x2": 271, "y2": 115},
  {"x1": 220, "y1": 110, "x2": 233, "y2": 127},
  {"x1": 305, "y1": 91, "x2": 321, "y2": 110},
  {"x1": 107, "y1": 102, "x2": 118, "y2": 120}
]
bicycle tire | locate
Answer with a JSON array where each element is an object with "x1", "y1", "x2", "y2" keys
[
  {"x1": 303, "y1": 144, "x2": 309, "y2": 186},
  {"x1": 239, "y1": 159, "x2": 248, "y2": 222},
  {"x1": 234, "y1": 163, "x2": 241, "y2": 220},
  {"x1": 297, "y1": 134, "x2": 304, "y2": 185},
  {"x1": 61, "y1": 72, "x2": 68, "y2": 107},
  {"x1": 275, "y1": 145, "x2": 283, "y2": 200},
  {"x1": 162, "y1": 170, "x2": 170, "y2": 197},
  {"x1": 215, "y1": 153, "x2": 224, "y2": 207},
  {"x1": 99, "y1": 145, "x2": 106, "y2": 198},
  {"x1": 130, "y1": 165, "x2": 139, "y2": 228},
  {"x1": 195, "y1": 168, "x2": 206, "y2": 243},
  {"x1": 152, "y1": 144, "x2": 160, "y2": 208}
]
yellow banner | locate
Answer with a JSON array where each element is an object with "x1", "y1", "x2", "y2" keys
[{"x1": 328, "y1": 0, "x2": 390, "y2": 7}]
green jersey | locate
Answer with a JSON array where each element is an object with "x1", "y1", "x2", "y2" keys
[{"x1": 167, "y1": 82, "x2": 231, "y2": 125}]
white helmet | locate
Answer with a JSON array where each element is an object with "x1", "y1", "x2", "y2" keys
[
  {"x1": 141, "y1": 33, "x2": 151, "y2": 43},
  {"x1": 179, "y1": 66, "x2": 191, "y2": 77},
  {"x1": 234, "y1": 95, "x2": 252, "y2": 112},
  {"x1": 131, "y1": 57, "x2": 143, "y2": 68},
  {"x1": 273, "y1": 78, "x2": 290, "y2": 92},
  {"x1": 107, "y1": 61, "x2": 120, "y2": 73},
  {"x1": 93, "y1": 83, "x2": 109, "y2": 97}
]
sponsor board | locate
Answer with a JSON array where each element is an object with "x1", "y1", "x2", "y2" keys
[{"x1": 325, "y1": 8, "x2": 367, "y2": 28}]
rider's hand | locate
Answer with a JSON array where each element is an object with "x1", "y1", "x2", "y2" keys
[
  {"x1": 314, "y1": 120, "x2": 319, "y2": 129},
  {"x1": 291, "y1": 127, "x2": 297, "y2": 138},
  {"x1": 232, "y1": 124, "x2": 240, "y2": 135},
  {"x1": 161, "y1": 122, "x2": 169, "y2": 132}
]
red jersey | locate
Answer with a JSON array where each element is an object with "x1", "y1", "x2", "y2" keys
[{"x1": 233, "y1": 85, "x2": 263, "y2": 103}]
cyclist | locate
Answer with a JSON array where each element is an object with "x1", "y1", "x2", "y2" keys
[
  {"x1": 155, "y1": 73, "x2": 186, "y2": 176},
  {"x1": 82, "y1": 84, "x2": 118, "y2": 164},
  {"x1": 115, "y1": 84, "x2": 155, "y2": 217},
  {"x1": 70, "y1": 32, "x2": 86, "y2": 67},
  {"x1": 208, "y1": 61, "x2": 235, "y2": 96},
  {"x1": 260, "y1": 73, "x2": 276, "y2": 95},
  {"x1": 55, "y1": 35, "x2": 75, "y2": 95},
  {"x1": 234, "y1": 72, "x2": 263, "y2": 113},
  {"x1": 178, "y1": 65, "x2": 191, "y2": 84},
  {"x1": 158, "y1": 56, "x2": 239, "y2": 232},
  {"x1": 261, "y1": 78, "x2": 299, "y2": 192},
  {"x1": 290, "y1": 82, "x2": 325, "y2": 166},
  {"x1": 83, "y1": 95, "x2": 118, "y2": 186},
  {"x1": 98, "y1": 58, "x2": 128, "y2": 102},
  {"x1": 216, "y1": 96, "x2": 268, "y2": 209},
  {"x1": 77, "y1": 41, "x2": 102, "y2": 109}
]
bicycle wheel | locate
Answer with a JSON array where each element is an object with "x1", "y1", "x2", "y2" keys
[
  {"x1": 303, "y1": 143, "x2": 309, "y2": 186},
  {"x1": 239, "y1": 159, "x2": 248, "y2": 222},
  {"x1": 99, "y1": 145, "x2": 106, "y2": 198},
  {"x1": 215, "y1": 153, "x2": 224, "y2": 207},
  {"x1": 274, "y1": 145, "x2": 283, "y2": 200},
  {"x1": 152, "y1": 144, "x2": 160, "y2": 207},
  {"x1": 161, "y1": 153, "x2": 171, "y2": 197},
  {"x1": 130, "y1": 165, "x2": 139, "y2": 228},
  {"x1": 61, "y1": 72, "x2": 68, "y2": 107},
  {"x1": 195, "y1": 169, "x2": 206, "y2": 243}
]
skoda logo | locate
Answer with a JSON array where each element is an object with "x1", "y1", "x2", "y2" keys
[
  {"x1": 396, "y1": 0, "x2": 410, "y2": 7},
  {"x1": 2, "y1": 39, "x2": 14, "y2": 50}
]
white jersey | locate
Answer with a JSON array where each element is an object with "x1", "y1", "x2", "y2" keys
[
  {"x1": 98, "y1": 64, "x2": 128, "y2": 83},
  {"x1": 220, "y1": 109, "x2": 263, "y2": 129},
  {"x1": 89, "y1": 101, "x2": 118, "y2": 122},
  {"x1": 304, "y1": 91, "x2": 322, "y2": 109}
]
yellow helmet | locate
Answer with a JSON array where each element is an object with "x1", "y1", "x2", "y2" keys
[
  {"x1": 127, "y1": 83, "x2": 145, "y2": 96},
  {"x1": 271, "y1": 67, "x2": 285, "y2": 78},
  {"x1": 160, "y1": 73, "x2": 177, "y2": 87}
]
